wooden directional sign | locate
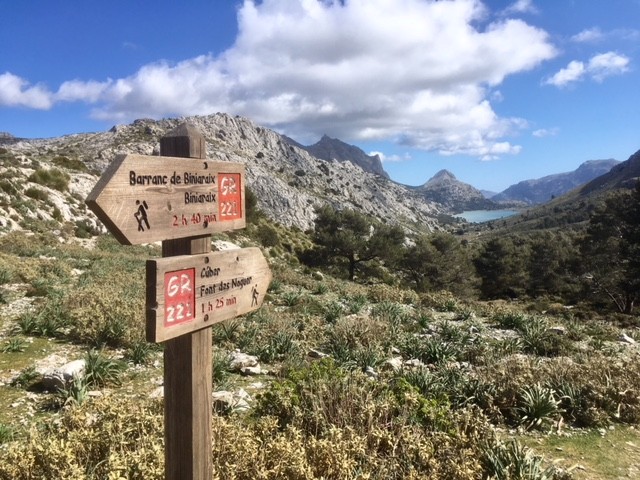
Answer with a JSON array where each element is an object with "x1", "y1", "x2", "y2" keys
[
  {"x1": 146, "y1": 247, "x2": 271, "y2": 343},
  {"x1": 86, "y1": 153, "x2": 245, "y2": 245}
]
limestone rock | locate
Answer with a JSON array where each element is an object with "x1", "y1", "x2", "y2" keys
[
  {"x1": 212, "y1": 389, "x2": 252, "y2": 413},
  {"x1": 230, "y1": 351, "x2": 259, "y2": 371},
  {"x1": 619, "y1": 333, "x2": 636, "y2": 345},
  {"x1": 0, "y1": 113, "x2": 444, "y2": 237},
  {"x1": 41, "y1": 359, "x2": 86, "y2": 391},
  {"x1": 240, "y1": 365, "x2": 263, "y2": 376},
  {"x1": 308, "y1": 348, "x2": 329, "y2": 359},
  {"x1": 382, "y1": 357, "x2": 404, "y2": 372}
]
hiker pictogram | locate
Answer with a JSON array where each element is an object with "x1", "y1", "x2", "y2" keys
[{"x1": 135, "y1": 200, "x2": 150, "y2": 232}]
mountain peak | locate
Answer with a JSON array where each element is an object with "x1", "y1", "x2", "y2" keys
[
  {"x1": 415, "y1": 169, "x2": 496, "y2": 212},
  {"x1": 294, "y1": 135, "x2": 390, "y2": 179},
  {"x1": 424, "y1": 169, "x2": 457, "y2": 186}
]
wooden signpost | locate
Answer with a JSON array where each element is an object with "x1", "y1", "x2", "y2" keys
[
  {"x1": 86, "y1": 123, "x2": 271, "y2": 480},
  {"x1": 86, "y1": 154, "x2": 245, "y2": 245},
  {"x1": 146, "y1": 247, "x2": 271, "y2": 343}
]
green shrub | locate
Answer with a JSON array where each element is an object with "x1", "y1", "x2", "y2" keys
[
  {"x1": 0, "y1": 396, "x2": 164, "y2": 479},
  {"x1": 323, "y1": 300, "x2": 345, "y2": 324},
  {"x1": 67, "y1": 261, "x2": 146, "y2": 348},
  {"x1": 16, "y1": 296, "x2": 71, "y2": 338},
  {"x1": 516, "y1": 384, "x2": 561, "y2": 430},
  {"x1": 212, "y1": 349, "x2": 233, "y2": 388},
  {"x1": 1, "y1": 337, "x2": 27, "y2": 353},
  {"x1": 74, "y1": 219, "x2": 98, "y2": 238},
  {"x1": 24, "y1": 187, "x2": 49, "y2": 201},
  {"x1": 255, "y1": 224, "x2": 280, "y2": 247},
  {"x1": 125, "y1": 340, "x2": 155, "y2": 366},
  {"x1": 28, "y1": 167, "x2": 70, "y2": 192},
  {"x1": 0, "y1": 179, "x2": 18, "y2": 196},
  {"x1": 482, "y1": 438, "x2": 561, "y2": 480},
  {"x1": 51, "y1": 155, "x2": 88, "y2": 172},
  {"x1": 0, "y1": 267, "x2": 12, "y2": 284},
  {"x1": 84, "y1": 349, "x2": 126, "y2": 387},
  {"x1": 54, "y1": 376, "x2": 89, "y2": 408}
]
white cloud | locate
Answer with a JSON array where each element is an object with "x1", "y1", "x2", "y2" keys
[
  {"x1": 588, "y1": 52, "x2": 630, "y2": 82},
  {"x1": 544, "y1": 51, "x2": 629, "y2": 87},
  {"x1": 371, "y1": 151, "x2": 411, "y2": 163},
  {"x1": 571, "y1": 27, "x2": 640, "y2": 44},
  {"x1": 2, "y1": 0, "x2": 558, "y2": 159},
  {"x1": 502, "y1": 0, "x2": 538, "y2": 16},
  {"x1": 0, "y1": 72, "x2": 53, "y2": 109},
  {"x1": 532, "y1": 127, "x2": 559, "y2": 137},
  {"x1": 571, "y1": 27, "x2": 604, "y2": 43},
  {"x1": 56, "y1": 79, "x2": 112, "y2": 102},
  {"x1": 544, "y1": 60, "x2": 586, "y2": 87}
]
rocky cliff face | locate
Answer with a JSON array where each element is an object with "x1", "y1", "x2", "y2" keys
[
  {"x1": 0, "y1": 113, "x2": 443, "y2": 236},
  {"x1": 296, "y1": 134, "x2": 390, "y2": 179},
  {"x1": 413, "y1": 169, "x2": 497, "y2": 213},
  {"x1": 493, "y1": 159, "x2": 620, "y2": 205}
]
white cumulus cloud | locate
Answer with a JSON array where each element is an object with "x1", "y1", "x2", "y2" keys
[
  {"x1": 0, "y1": 72, "x2": 53, "y2": 109},
  {"x1": 2, "y1": 0, "x2": 559, "y2": 159},
  {"x1": 544, "y1": 51, "x2": 629, "y2": 87}
]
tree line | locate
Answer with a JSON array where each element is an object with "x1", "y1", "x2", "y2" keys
[{"x1": 301, "y1": 184, "x2": 640, "y2": 314}]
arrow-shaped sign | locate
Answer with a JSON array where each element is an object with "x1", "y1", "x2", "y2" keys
[
  {"x1": 86, "y1": 154, "x2": 245, "y2": 245},
  {"x1": 146, "y1": 247, "x2": 272, "y2": 343}
]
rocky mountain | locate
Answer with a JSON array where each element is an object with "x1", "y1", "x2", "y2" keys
[
  {"x1": 0, "y1": 113, "x2": 444, "y2": 236},
  {"x1": 492, "y1": 159, "x2": 620, "y2": 205},
  {"x1": 579, "y1": 151, "x2": 640, "y2": 194},
  {"x1": 413, "y1": 169, "x2": 497, "y2": 213},
  {"x1": 499, "y1": 150, "x2": 639, "y2": 233},
  {"x1": 290, "y1": 134, "x2": 390, "y2": 179}
]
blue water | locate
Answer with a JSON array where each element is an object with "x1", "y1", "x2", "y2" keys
[{"x1": 454, "y1": 209, "x2": 519, "y2": 223}]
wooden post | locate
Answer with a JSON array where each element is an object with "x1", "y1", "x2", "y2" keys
[{"x1": 161, "y1": 123, "x2": 212, "y2": 480}]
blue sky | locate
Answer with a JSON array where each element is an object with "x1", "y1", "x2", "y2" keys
[{"x1": 1, "y1": 0, "x2": 638, "y2": 192}]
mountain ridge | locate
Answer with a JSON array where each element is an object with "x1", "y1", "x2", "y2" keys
[
  {"x1": 285, "y1": 134, "x2": 390, "y2": 179},
  {"x1": 493, "y1": 159, "x2": 620, "y2": 205},
  {"x1": 0, "y1": 113, "x2": 443, "y2": 236}
]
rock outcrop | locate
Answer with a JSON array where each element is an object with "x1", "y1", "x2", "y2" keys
[{"x1": 0, "y1": 113, "x2": 444, "y2": 235}]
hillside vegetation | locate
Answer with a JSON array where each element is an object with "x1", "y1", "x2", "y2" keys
[
  {"x1": 0, "y1": 189, "x2": 639, "y2": 478},
  {"x1": 0, "y1": 118, "x2": 639, "y2": 478}
]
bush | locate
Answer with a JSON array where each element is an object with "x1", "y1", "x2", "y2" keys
[
  {"x1": 24, "y1": 187, "x2": 49, "y2": 201},
  {"x1": 255, "y1": 224, "x2": 280, "y2": 247},
  {"x1": 67, "y1": 258, "x2": 147, "y2": 348},
  {"x1": 28, "y1": 168, "x2": 70, "y2": 192},
  {"x1": 0, "y1": 396, "x2": 164, "y2": 479},
  {"x1": 51, "y1": 155, "x2": 88, "y2": 172}
]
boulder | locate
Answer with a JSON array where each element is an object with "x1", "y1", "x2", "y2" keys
[
  {"x1": 230, "y1": 351, "x2": 259, "y2": 371},
  {"x1": 41, "y1": 359, "x2": 86, "y2": 391},
  {"x1": 212, "y1": 389, "x2": 251, "y2": 413}
]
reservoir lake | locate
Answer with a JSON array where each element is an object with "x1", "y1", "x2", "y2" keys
[{"x1": 454, "y1": 209, "x2": 519, "y2": 223}]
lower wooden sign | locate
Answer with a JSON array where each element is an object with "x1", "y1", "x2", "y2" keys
[{"x1": 146, "y1": 247, "x2": 272, "y2": 343}]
